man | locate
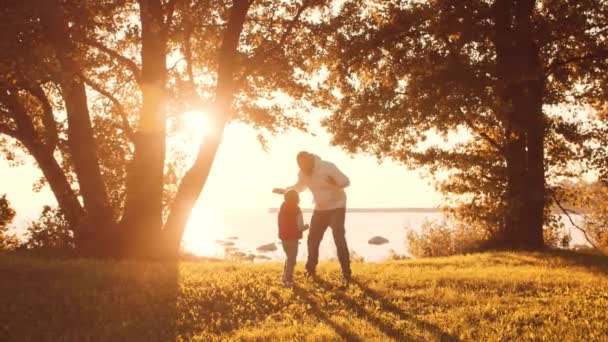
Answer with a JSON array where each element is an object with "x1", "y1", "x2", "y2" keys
[{"x1": 273, "y1": 151, "x2": 352, "y2": 281}]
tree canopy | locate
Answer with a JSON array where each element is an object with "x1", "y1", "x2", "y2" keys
[
  {"x1": 0, "y1": 0, "x2": 328, "y2": 257},
  {"x1": 1, "y1": 0, "x2": 607, "y2": 256},
  {"x1": 319, "y1": 0, "x2": 608, "y2": 248}
]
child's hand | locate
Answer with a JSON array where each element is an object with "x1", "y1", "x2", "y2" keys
[
  {"x1": 300, "y1": 224, "x2": 310, "y2": 232},
  {"x1": 272, "y1": 188, "x2": 285, "y2": 194}
]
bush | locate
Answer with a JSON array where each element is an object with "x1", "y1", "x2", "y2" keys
[
  {"x1": 406, "y1": 220, "x2": 488, "y2": 258},
  {"x1": 22, "y1": 206, "x2": 74, "y2": 252},
  {"x1": 388, "y1": 249, "x2": 410, "y2": 260},
  {"x1": 0, "y1": 194, "x2": 19, "y2": 251},
  {"x1": 407, "y1": 216, "x2": 574, "y2": 258},
  {"x1": 543, "y1": 213, "x2": 571, "y2": 249}
]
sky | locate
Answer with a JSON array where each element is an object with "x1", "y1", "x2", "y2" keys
[{"x1": 0, "y1": 118, "x2": 442, "y2": 232}]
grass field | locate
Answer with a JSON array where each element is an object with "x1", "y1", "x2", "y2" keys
[{"x1": 1, "y1": 251, "x2": 607, "y2": 341}]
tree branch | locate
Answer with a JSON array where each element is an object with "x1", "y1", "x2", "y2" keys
[
  {"x1": 276, "y1": 0, "x2": 308, "y2": 47},
  {"x1": 163, "y1": 0, "x2": 181, "y2": 36},
  {"x1": 456, "y1": 108, "x2": 506, "y2": 156},
  {"x1": 0, "y1": 121, "x2": 21, "y2": 140},
  {"x1": 183, "y1": 23, "x2": 195, "y2": 83},
  {"x1": 26, "y1": 84, "x2": 59, "y2": 151},
  {"x1": 83, "y1": 39, "x2": 142, "y2": 82},
  {"x1": 546, "y1": 49, "x2": 608, "y2": 73},
  {"x1": 0, "y1": 90, "x2": 40, "y2": 146},
  {"x1": 550, "y1": 192, "x2": 598, "y2": 249},
  {"x1": 236, "y1": 0, "x2": 312, "y2": 86},
  {"x1": 82, "y1": 76, "x2": 135, "y2": 140}
]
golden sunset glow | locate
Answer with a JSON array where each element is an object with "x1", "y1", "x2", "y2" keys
[
  {"x1": 2, "y1": 0, "x2": 606, "y2": 340},
  {"x1": 179, "y1": 110, "x2": 213, "y2": 142},
  {"x1": 181, "y1": 206, "x2": 226, "y2": 257}
]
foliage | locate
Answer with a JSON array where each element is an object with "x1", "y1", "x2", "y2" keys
[
  {"x1": 0, "y1": 194, "x2": 18, "y2": 250},
  {"x1": 407, "y1": 215, "x2": 571, "y2": 258},
  {"x1": 2, "y1": 0, "x2": 608, "y2": 256},
  {"x1": 1, "y1": 252, "x2": 608, "y2": 340},
  {"x1": 22, "y1": 206, "x2": 74, "y2": 251},
  {"x1": 555, "y1": 182, "x2": 608, "y2": 253},
  {"x1": 543, "y1": 212, "x2": 571, "y2": 249},
  {"x1": 406, "y1": 220, "x2": 488, "y2": 257},
  {"x1": 317, "y1": 0, "x2": 608, "y2": 247},
  {"x1": 0, "y1": 0, "x2": 332, "y2": 256}
]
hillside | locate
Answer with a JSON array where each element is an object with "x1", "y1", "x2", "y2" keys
[{"x1": 1, "y1": 251, "x2": 607, "y2": 341}]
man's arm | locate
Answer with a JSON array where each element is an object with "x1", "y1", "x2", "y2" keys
[
  {"x1": 326, "y1": 162, "x2": 350, "y2": 188},
  {"x1": 273, "y1": 172, "x2": 307, "y2": 194}
]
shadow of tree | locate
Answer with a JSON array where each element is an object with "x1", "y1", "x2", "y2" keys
[
  {"x1": 538, "y1": 249, "x2": 608, "y2": 276},
  {"x1": 311, "y1": 277, "x2": 459, "y2": 342},
  {"x1": 0, "y1": 257, "x2": 179, "y2": 341}
]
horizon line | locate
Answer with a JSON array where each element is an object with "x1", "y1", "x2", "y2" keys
[{"x1": 268, "y1": 207, "x2": 443, "y2": 213}]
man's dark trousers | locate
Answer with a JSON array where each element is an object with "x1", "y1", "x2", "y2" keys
[{"x1": 305, "y1": 207, "x2": 351, "y2": 279}]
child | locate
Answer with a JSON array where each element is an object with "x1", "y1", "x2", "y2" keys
[{"x1": 278, "y1": 189, "x2": 309, "y2": 287}]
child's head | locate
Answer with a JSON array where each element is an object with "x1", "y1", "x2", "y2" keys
[{"x1": 283, "y1": 189, "x2": 300, "y2": 207}]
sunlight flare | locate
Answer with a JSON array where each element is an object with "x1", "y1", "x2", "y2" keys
[
  {"x1": 181, "y1": 206, "x2": 227, "y2": 257},
  {"x1": 179, "y1": 109, "x2": 213, "y2": 142}
]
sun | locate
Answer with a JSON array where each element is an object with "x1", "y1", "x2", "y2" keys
[
  {"x1": 181, "y1": 206, "x2": 227, "y2": 257},
  {"x1": 178, "y1": 109, "x2": 213, "y2": 142}
]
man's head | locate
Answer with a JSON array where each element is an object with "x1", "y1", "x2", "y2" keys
[{"x1": 296, "y1": 151, "x2": 315, "y2": 176}]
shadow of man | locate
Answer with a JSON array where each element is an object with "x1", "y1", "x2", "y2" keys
[
  {"x1": 312, "y1": 277, "x2": 459, "y2": 341},
  {"x1": 292, "y1": 284, "x2": 362, "y2": 341}
]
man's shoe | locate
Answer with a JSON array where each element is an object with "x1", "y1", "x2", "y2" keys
[{"x1": 306, "y1": 270, "x2": 318, "y2": 280}]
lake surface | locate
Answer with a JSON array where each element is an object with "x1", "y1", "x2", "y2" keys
[{"x1": 182, "y1": 210, "x2": 590, "y2": 262}]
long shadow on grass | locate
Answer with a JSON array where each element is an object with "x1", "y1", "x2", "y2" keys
[
  {"x1": 292, "y1": 284, "x2": 362, "y2": 341},
  {"x1": 537, "y1": 249, "x2": 608, "y2": 276},
  {"x1": 313, "y1": 277, "x2": 458, "y2": 342},
  {"x1": 351, "y1": 279, "x2": 458, "y2": 341},
  {"x1": 0, "y1": 256, "x2": 180, "y2": 341}
]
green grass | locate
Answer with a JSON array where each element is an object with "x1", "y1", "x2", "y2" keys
[{"x1": 1, "y1": 251, "x2": 607, "y2": 341}]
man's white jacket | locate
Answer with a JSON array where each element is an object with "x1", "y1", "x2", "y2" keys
[{"x1": 290, "y1": 155, "x2": 350, "y2": 211}]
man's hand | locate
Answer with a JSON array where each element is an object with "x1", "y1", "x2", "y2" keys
[
  {"x1": 272, "y1": 188, "x2": 286, "y2": 194},
  {"x1": 326, "y1": 175, "x2": 338, "y2": 186}
]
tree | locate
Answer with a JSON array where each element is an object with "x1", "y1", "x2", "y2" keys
[
  {"x1": 40, "y1": 0, "x2": 117, "y2": 252},
  {"x1": 0, "y1": 1, "x2": 85, "y2": 231},
  {"x1": 0, "y1": 0, "x2": 325, "y2": 258},
  {"x1": 320, "y1": 0, "x2": 608, "y2": 249}
]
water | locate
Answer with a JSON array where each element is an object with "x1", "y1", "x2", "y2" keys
[{"x1": 182, "y1": 211, "x2": 590, "y2": 262}]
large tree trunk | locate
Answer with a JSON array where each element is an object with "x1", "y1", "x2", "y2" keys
[
  {"x1": 493, "y1": 0, "x2": 545, "y2": 249},
  {"x1": 121, "y1": 0, "x2": 168, "y2": 257},
  {"x1": 162, "y1": 0, "x2": 252, "y2": 257},
  {"x1": 504, "y1": 121, "x2": 529, "y2": 246},
  {"x1": 514, "y1": 0, "x2": 545, "y2": 248},
  {"x1": 494, "y1": 0, "x2": 527, "y2": 246},
  {"x1": 41, "y1": 1, "x2": 117, "y2": 255}
]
